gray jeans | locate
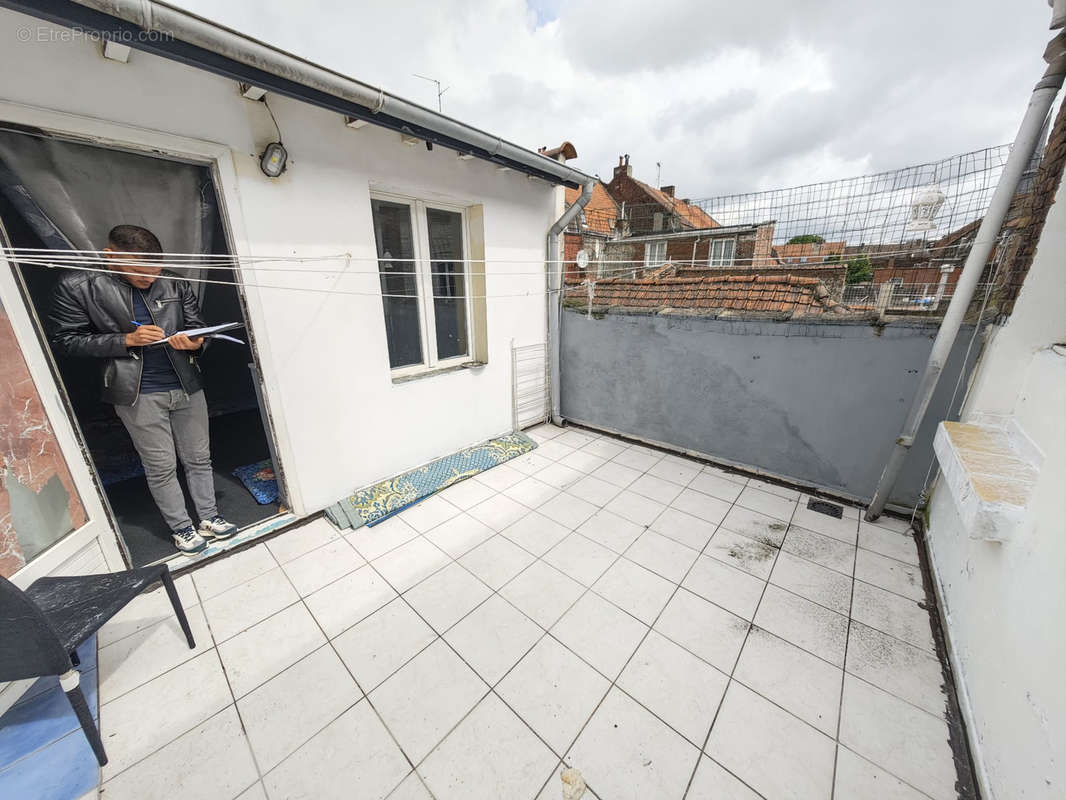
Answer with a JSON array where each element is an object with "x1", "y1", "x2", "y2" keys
[{"x1": 115, "y1": 389, "x2": 217, "y2": 532}]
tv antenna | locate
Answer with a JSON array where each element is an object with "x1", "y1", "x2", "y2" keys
[
  {"x1": 656, "y1": 161, "x2": 662, "y2": 188},
  {"x1": 413, "y1": 74, "x2": 450, "y2": 112}
]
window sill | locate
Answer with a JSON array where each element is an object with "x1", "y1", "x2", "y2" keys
[{"x1": 391, "y1": 360, "x2": 487, "y2": 385}]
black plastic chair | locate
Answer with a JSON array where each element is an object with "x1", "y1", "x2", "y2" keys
[{"x1": 0, "y1": 564, "x2": 194, "y2": 766}]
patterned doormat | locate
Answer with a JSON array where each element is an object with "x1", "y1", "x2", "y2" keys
[
  {"x1": 325, "y1": 432, "x2": 537, "y2": 530},
  {"x1": 232, "y1": 459, "x2": 280, "y2": 504}
]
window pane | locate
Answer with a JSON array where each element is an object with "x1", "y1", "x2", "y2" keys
[
  {"x1": 426, "y1": 208, "x2": 469, "y2": 360},
  {"x1": 372, "y1": 199, "x2": 423, "y2": 368}
]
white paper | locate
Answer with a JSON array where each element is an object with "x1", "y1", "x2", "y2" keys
[{"x1": 148, "y1": 321, "x2": 243, "y2": 345}]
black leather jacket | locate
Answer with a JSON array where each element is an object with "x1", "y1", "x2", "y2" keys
[{"x1": 48, "y1": 269, "x2": 207, "y2": 406}]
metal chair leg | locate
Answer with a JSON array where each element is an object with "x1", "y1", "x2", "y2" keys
[
  {"x1": 160, "y1": 569, "x2": 195, "y2": 649},
  {"x1": 64, "y1": 682, "x2": 107, "y2": 766},
  {"x1": 69, "y1": 649, "x2": 80, "y2": 667}
]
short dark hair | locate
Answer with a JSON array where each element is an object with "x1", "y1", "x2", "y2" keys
[{"x1": 108, "y1": 225, "x2": 162, "y2": 254}]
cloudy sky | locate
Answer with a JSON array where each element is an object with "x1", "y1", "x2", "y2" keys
[{"x1": 173, "y1": 0, "x2": 1053, "y2": 198}]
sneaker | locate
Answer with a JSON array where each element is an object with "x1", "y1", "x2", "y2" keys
[
  {"x1": 199, "y1": 515, "x2": 238, "y2": 540},
  {"x1": 173, "y1": 525, "x2": 207, "y2": 553}
]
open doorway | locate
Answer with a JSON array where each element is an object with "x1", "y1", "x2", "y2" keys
[{"x1": 0, "y1": 127, "x2": 284, "y2": 567}]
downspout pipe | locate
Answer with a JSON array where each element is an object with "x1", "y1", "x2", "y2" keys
[
  {"x1": 548, "y1": 180, "x2": 596, "y2": 426},
  {"x1": 865, "y1": 51, "x2": 1066, "y2": 521},
  {"x1": 61, "y1": 0, "x2": 592, "y2": 188}
]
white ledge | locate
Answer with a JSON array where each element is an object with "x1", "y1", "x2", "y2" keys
[{"x1": 933, "y1": 420, "x2": 1039, "y2": 542}]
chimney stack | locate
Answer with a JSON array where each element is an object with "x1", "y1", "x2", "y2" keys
[
  {"x1": 661, "y1": 185, "x2": 675, "y2": 198},
  {"x1": 613, "y1": 153, "x2": 633, "y2": 180}
]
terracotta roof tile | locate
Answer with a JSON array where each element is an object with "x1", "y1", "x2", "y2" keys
[
  {"x1": 629, "y1": 178, "x2": 718, "y2": 228},
  {"x1": 565, "y1": 182, "x2": 620, "y2": 235}
]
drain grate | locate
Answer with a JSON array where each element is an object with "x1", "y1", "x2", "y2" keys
[{"x1": 807, "y1": 498, "x2": 844, "y2": 518}]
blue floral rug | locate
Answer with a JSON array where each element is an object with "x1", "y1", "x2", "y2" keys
[
  {"x1": 232, "y1": 459, "x2": 279, "y2": 504},
  {"x1": 325, "y1": 432, "x2": 537, "y2": 530}
]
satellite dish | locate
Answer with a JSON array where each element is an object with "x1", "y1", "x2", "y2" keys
[{"x1": 576, "y1": 249, "x2": 590, "y2": 269}]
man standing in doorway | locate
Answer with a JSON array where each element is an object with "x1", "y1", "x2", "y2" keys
[{"x1": 49, "y1": 224, "x2": 238, "y2": 554}]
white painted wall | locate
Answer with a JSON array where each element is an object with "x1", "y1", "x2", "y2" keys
[
  {"x1": 926, "y1": 152, "x2": 1066, "y2": 797},
  {"x1": 0, "y1": 9, "x2": 556, "y2": 520}
]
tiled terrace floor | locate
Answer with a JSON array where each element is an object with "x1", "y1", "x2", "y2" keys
[{"x1": 92, "y1": 424, "x2": 960, "y2": 800}]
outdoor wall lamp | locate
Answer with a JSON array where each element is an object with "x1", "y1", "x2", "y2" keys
[{"x1": 260, "y1": 142, "x2": 288, "y2": 178}]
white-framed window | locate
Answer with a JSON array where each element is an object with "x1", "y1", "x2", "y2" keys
[
  {"x1": 644, "y1": 240, "x2": 667, "y2": 268},
  {"x1": 370, "y1": 193, "x2": 473, "y2": 375},
  {"x1": 708, "y1": 237, "x2": 736, "y2": 267}
]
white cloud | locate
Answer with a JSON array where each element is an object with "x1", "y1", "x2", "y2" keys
[{"x1": 171, "y1": 0, "x2": 1054, "y2": 197}]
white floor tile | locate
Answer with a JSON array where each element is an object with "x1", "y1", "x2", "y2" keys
[
  {"x1": 509, "y1": 451, "x2": 556, "y2": 476},
  {"x1": 499, "y1": 560, "x2": 585, "y2": 629},
  {"x1": 100, "y1": 651, "x2": 232, "y2": 779},
  {"x1": 577, "y1": 509, "x2": 646, "y2": 553},
  {"x1": 746, "y1": 479, "x2": 801, "y2": 501},
  {"x1": 555, "y1": 430, "x2": 597, "y2": 450},
  {"x1": 505, "y1": 476, "x2": 561, "y2": 510},
  {"x1": 346, "y1": 516, "x2": 420, "y2": 561},
  {"x1": 649, "y1": 506, "x2": 718, "y2": 551},
  {"x1": 438, "y1": 477, "x2": 497, "y2": 511},
  {"x1": 101, "y1": 706, "x2": 257, "y2": 800},
  {"x1": 770, "y1": 551, "x2": 852, "y2": 615},
  {"x1": 605, "y1": 490, "x2": 667, "y2": 527},
  {"x1": 403, "y1": 561, "x2": 493, "y2": 633},
  {"x1": 526, "y1": 423, "x2": 564, "y2": 440},
  {"x1": 612, "y1": 447, "x2": 661, "y2": 472},
  {"x1": 264, "y1": 700, "x2": 409, "y2": 800},
  {"x1": 593, "y1": 558, "x2": 675, "y2": 625},
  {"x1": 792, "y1": 504, "x2": 859, "y2": 544},
  {"x1": 558, "y1": 449, "x2": 608, "y2": 475},
  {"x1": 98, "y1": 604, "x2": 211, "y2": 702},
  {"x1": 583, "y1": 437, "x2": 627, "y2": 460},
  {"x1": 536, "y1": 461, "x2": 586, "y2": 490},
  {"x1": 468, "y1": 493, "x2": 531, "y2": 531},
  {"x1": 237, "y1": 645, "x2": 362, "y2": 772},
  {"x1": 387, "y1": 772, "x2": 434, "y2": 800},
  {"x1": 551, "y1": 592, "x2": 648, "y2": 679},
  {"x1": 736, "y1": 485, "x2": 798, "y2": 521},
  {"x1": 624, "y1": 529, "x2": 699, "y2": 583},
  {"x1": 266, "y1": 518, "x2": 342, "y2": 565},
  {"x1": 459, "y1": 534, "x2": 536, "y2": 589},
  {"x1": 192, "y1": 544, "x2": 277, "y2": 601},
  {"x1": 497, "y1": 635, "x2": 610, "y2": 754},
  {"x1": 475, "y1": 463, "x2": 526, "y2": 492},
  {"x1": 617, "y1": 631, "x2": 728, "y2": 746},
  {"x1": 734, "y1": 627, "x2": 842, "y2": 736},
  {"x1": 535, "y1": 440, "x2": 577, "y2": 462},
  {"x1": 858, "y1": 523, "x2": 920, "y2": 566},
  {"x1": 753, "y1": 585, "x2": 848, "y2": 666},
  {"x1": 703, "y1": 528, "x2": 778, "y2": 579},
  {"x1": 217, "y1": 602, "x2": 327, "y2": 698},
  {"x1": 700, "y1": 465, "x2": 749, "y2": 486},
  {"x1": 400, "y1": 494, "x2": 462, "y2": 533},
  {"x1": 850, "y1": 581, "x2": 935, "y2": 653},
  {"x1": 543, "y1": 532, "x2": 618, "y2": 586},
  {"x1": 840, "y1": 675, "x2": 956, "y2": 800},
  {"x1": 720, "y1": 504, "x2": 790, "y2": 546},
  {"x1": 687, "y1": 471, "x2": 744, "y2": 503},
  {"x1": 540, "y1": 492, "x2": 599, "y2": 530},
  {"x1": 501, "y1": 511, "x2": 572, "y2": 557},
  {"x1": 567, "y1": 475, "x2": 623, "y2": 507},
  {"x1": 97, "y1": 574, "x2": 197, "y2": 649},
  {"x1": 372, "y1": 537, "x2": 451, "y2": 592},
  {"x1": 834, "y1": 746, "x2": 931, "y2": 800},
  {"x1": 706, "y1": 681, "x2": 836, "y2": 800},
  {"x1": 332, "y1": 597, "x2": 437, "y2": 691},
  {"x1": 647, "y1": 456, "x2": 701, "y2": 487},
  {"x1": 235, "y1": 782, "x2": 267, "y2": 800},
  {"x1": 445, "y1": 595, "x2": 542, "y2": 684},
  {"x1": 304, "y1": 563, "x2": 398, "y2": 638},
  {"x1": 370, "y1": 639, "x2": 487, "y2": 764},
  {"x1": 629, "y1": 473, "x2": 684, "y2": 505},
  {"x1": 590, "y1": 459, "x2": 642, "y2": 488},
  {"x1": 686, "y1": 756, "x2": 762, "y2": 800},
  {"x1": 654, "y1": 588, "x2": 750, "y2": 673},
  {"x1": 421, "y1": 694, "x2": 558, "y2": 800},
  {"x1": 282, "y1": 538, "x2": 366, "y2": 596},
  {"x1": 861, "y1": 513, "x2": 912, "y2": 534},
  {"x1": 782, "y1": 525, "x2": 856, "y2": 575},
  {"x1": 855, "y1": 549, "x2": 925, "y2": 601},
  {"x1": 424, "y1": 512, "x2": 496, "y2": 558},
  {"x1": 670, "y1": 488, "x2": 731, "y2": 526},
  {"x1": 682, "y1": 555, "x2": 766, "y2": 620},
  {"x1": 202, "y1": 567, "x2": 300, "y2": 643},
  {"x1": 567, "y1": 688, "x2": 699, "y2": 800},
  {"x1": 846, "y1": 621, "x2": 947, "y2": 716}
]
